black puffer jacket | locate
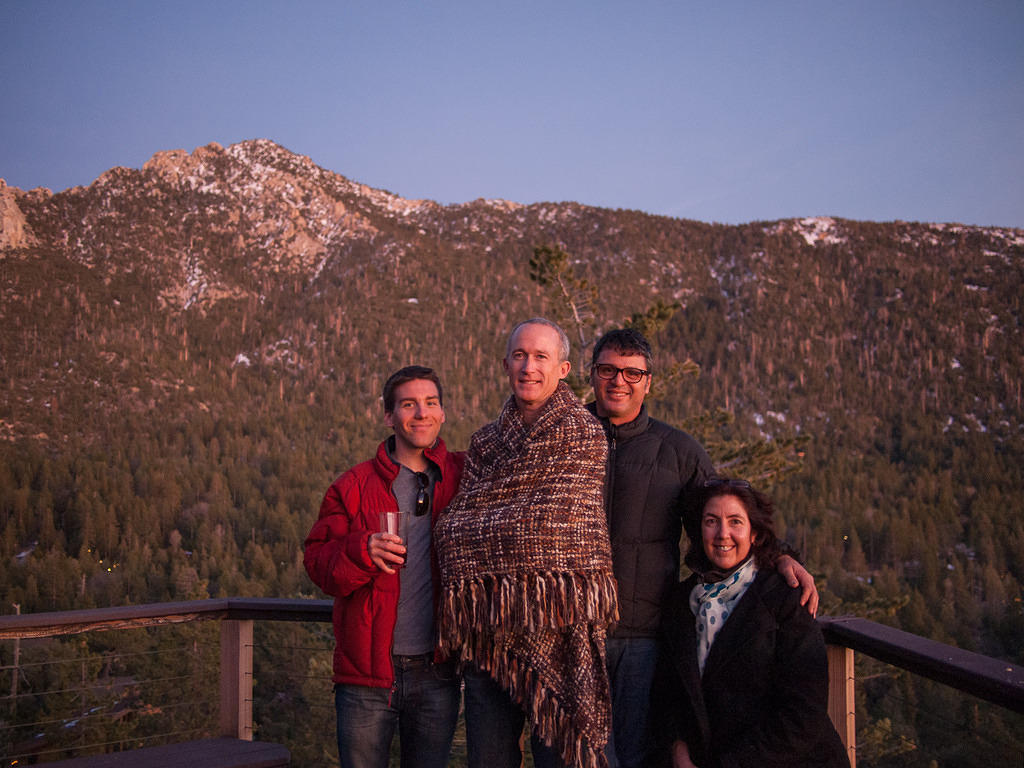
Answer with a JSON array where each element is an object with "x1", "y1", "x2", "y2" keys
[{"x1": 587, "y1": 403, "x2": 713, "y2": 637}]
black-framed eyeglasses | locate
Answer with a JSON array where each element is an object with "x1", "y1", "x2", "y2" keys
[
  {"x1": 414, "y1": 472, "x2": 432, "y2": 516},
  {"x1": 704, "y1": 477, "x2": 752, "y2": 491},
  {"x1": 591, "y1": 363, "x2": 650, "y2": 384}
]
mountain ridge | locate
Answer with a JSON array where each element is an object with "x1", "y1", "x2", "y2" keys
[
  {"x1": 2, "y1": 140, "x2": 1022, "y2": 449},
  {"x1": 1, "y1": 140, "x2": 1022, "y2": 649}
]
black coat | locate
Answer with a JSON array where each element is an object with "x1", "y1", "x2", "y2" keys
[
  {"x1": 652, "y1": 570, "x2": 850, "y2": 768},
  {"x1": 586, "y1": 403, "x2": 713, "y2": 637}
]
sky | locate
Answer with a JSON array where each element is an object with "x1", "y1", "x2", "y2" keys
[{"x1": 3, "y1": 1, "x2": 1022, "y2": 228}]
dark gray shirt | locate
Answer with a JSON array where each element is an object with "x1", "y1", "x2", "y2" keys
[{"x1": 389, "y1": 460, "x2": 438, "y2": 655}]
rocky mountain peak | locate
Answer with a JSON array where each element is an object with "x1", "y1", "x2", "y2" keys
[
  {"x1": 141, "y1": 141, "x2": 226, "y2": 188},
  {"x1": 0, "y1": 179, "x2": 39, "y2": 251}
]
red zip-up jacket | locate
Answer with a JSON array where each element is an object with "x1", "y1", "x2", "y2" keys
[{"x1": 303, "y1": 437, "x2": 464, "y2": 687}]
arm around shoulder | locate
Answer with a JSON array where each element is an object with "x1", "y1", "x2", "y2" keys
[{"x1": 776, "y1": 553, "x2": 819, "y2": 617}]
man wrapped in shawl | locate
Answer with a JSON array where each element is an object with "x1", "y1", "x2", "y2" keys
[{"x1": 435, "y1": 318, "x2": 618, "y2": 768}]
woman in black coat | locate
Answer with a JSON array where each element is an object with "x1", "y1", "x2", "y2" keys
[{"x1": 651, "y1": 478, "x2": 849, "y2": 768}]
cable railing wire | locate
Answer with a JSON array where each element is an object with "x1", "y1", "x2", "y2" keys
[
  {"x1": 2, "y1": 636, "x2": 219, "y2": 764},
  {"x1": 1, "y1": 643, "x2": 203, "y2": 670},
  {"x1": 4, "y1": 672, "x2": 203, "y2": 703},
  {"x1": 2, "y1": 696, "x2": 217, "y2": 734}
]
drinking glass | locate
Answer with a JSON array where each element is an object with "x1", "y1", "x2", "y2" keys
[{"x1": 379, "y1": 510, "x2": 406, "y2": 567}]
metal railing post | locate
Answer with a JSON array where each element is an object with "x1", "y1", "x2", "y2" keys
[
  {"x1": 827, "y1": 643, "x2": 856, "y2": 767},
  {"x1": 219, "y1": 618, "x2": 254, "y2": 740}
]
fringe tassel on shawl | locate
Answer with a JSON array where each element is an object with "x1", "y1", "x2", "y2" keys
[{"x1": 438, "y1": 571, "x2": 619, "y2": 653}]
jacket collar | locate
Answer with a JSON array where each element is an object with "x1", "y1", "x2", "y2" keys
[
  {"x1": 372, "y1": 435, "x2": 448, "y2": 482},
  {"x1": 585, "y1": 401, "x2": 649, "y2": 442}
]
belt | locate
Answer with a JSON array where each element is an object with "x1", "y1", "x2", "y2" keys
[{"x1": 392, "y1": 652, "x2": 433, "y2": 667}]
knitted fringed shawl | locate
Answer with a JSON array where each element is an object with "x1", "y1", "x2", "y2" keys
[{"x1": 435, "y1": 382, "x2": 617, "y2": 768}]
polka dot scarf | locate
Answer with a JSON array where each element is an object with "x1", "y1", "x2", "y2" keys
[{"x1": 689, "y1": 557, "x2": 758, "y2": 675}]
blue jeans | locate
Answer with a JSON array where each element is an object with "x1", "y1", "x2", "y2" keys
[
  {"x1": 463, "y1": 664, "x2": 566, "y2": 768},
  {"x1": 604, "y1": 637, "x2": 658, "y2": 768},
  {"x1": 335, "y1": 654, "x2": 460, "y2": 768}
]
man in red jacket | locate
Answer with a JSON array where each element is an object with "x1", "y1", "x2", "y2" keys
[{"x1": 304, "y1": 365, "x2": 465, "y2": 768}]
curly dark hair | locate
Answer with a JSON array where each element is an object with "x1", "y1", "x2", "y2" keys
[{"x1": 683, "y1": 477, "x2": 783, "y2": 574}]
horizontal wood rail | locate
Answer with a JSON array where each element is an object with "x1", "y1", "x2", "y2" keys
[
  {"x1": 0, "y1": 597, "x2": 333, "y2": 641},
  {"x1": 818, "y1": 615, "x2": 1024, "y2": 713}
]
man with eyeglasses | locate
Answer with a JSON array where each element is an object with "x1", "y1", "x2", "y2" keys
[
  {"x1": 304, "y1": 365, "x2": 464, "y2": 768},
  {"x1": 586, "y1": 328, "x2": 819, "y2": 768}
]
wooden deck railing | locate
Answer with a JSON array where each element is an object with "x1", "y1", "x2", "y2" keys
[
  {"x1": 819, "y1": 616, "x2": 1024, "y2": 766},
  {"x1": 2, "y1": 599, "x2": 1023, "y2": 766},
  {"x1": 0, "y1": 598, "x2": 332, "y2": 746}
]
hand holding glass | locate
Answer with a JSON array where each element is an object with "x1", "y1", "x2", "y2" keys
[{"x1": 378, "y1": 510, "x2": 407, "y2": 569}]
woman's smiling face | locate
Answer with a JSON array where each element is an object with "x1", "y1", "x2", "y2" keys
[{"x1": 701, "y1": 494, "x2": 756, "y2": 571}]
